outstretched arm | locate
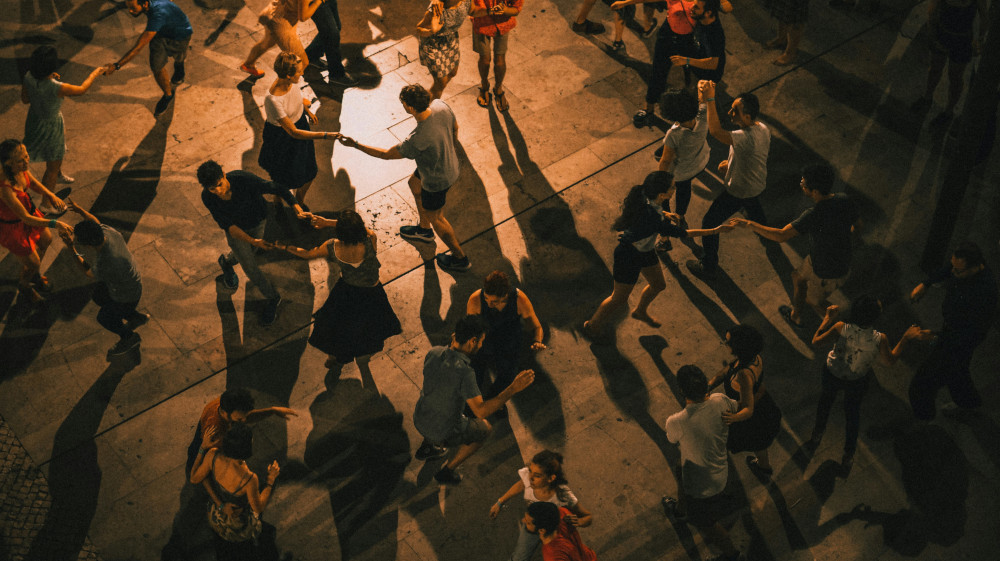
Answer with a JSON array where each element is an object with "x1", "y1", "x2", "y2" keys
[
  {"x1": 337, "y1": 136, "x2": 405, "y2": 160},
  {"x1": 112, "y1": 31, "x2": 157, "y2": 70}
]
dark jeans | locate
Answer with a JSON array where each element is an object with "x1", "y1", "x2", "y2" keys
[
  {"x1": 699, "y1": 191, "x2": 767, "y2": 270},
  {"x1": 646, "y1": 27, "x2": 696, "y2": 105},
  {"x1": 305, "y1": 0, "x2": 346, "y2": 76},
  {"x1": 663, "y1": 178, "x2": 692, "y2": 216},
  {"x1": 908, "y1": 336, "x2": 983, "y2": 420},
  {"x1": 813, "y1": 367, "x2": 869, "y2": 454},
  {"x1": 93, "y1": 282, "x2": 141, "y2": 338},
  {"x1": 471, "y1": 336, "x2": 522, "y2": 399}
]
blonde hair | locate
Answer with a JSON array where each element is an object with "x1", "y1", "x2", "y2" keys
[{"x1": 273, "y1": 52, "x2": 301, "y2": 79}]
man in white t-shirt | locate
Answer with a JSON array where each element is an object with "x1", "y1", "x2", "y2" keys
[
  {"x1": 664, "y1": 365, "x2": 744, "y2": 561},
  {"x1": 687, "y1": 80, "x2": 770, "y2": 280}
]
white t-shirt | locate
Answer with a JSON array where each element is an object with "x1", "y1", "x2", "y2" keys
[
  {"x1": 725, "y1": 122, "x2": 770, "y2": 198},
  {"x1": 516, "y1": 467, "x2": 578, "y2": 507},
  {"x1": 827, "y1": 323, "x2": 883, "y2": 381},
  {"x1": 662, "y1": 105, "x2": 710, "y2": 182},
  {"x1": 264, "y1": 86, "x2": 304, "y2": 125},
  {"x1": 665, "y1": 393, "x2": 738, "y2": 498}
]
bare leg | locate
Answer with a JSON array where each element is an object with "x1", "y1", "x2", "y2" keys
[
  {"x1": 407, "y1": 173, "x2": 432, "y2": 230},
  {"x1": 575, "y1": 0, "x2": 598, "y2": 24},
  {"x1": 774, "y1": 23, "x2": 803, "y2": 64},
  {"x1": 586, "y1": 281, "x2": 636, "y2": 333},
  {"x1": 427, "y1": 210, "x2": 466, "y2": 258},
  {"x1": 295, "y1": 180, "x2": 313, "y2": 204},
  {"x1": 790, "y1": 270, "x2": 808, "y2": 324},
  {"x1": 42, "y1": 160, "x2": 61, "y2": 192},
  {"x1": 612, "y1": 12, "x2": 626, "y2": 42},
  {"x1": 153, "y1": 65, "x2": 172, "y2": 96},
  {"x1": 631, "y1": 264, "x2": 666, "y2": 326},
  {"x1": 430, "y1": 68, "x2": 457, "y2": 100},
  {"x1": 494, "y1": 53, "x2": 507, "y2": 92},
  {"x1": 244, "y1": 32, "x2": 278, "y2": 69},
  {"x1": 444, "y1": 424, "x2": 491, "y2": 469},
  {"x1": 15, "y1": 251, "x2": 43, "y2": 301},
  {"x1": 767, "y1": 22, "x2": 788, "y2": 48}
]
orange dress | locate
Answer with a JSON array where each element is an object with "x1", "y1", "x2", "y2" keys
[{"x1": 0, "y1": 173, "x2": 44, "y2": 256}]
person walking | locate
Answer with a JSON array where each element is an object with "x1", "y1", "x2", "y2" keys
[
  {"x1": 654, "y1": 89, "x2": 710, "y2": 229},
  {"x1": 0, "y1": 138, "x2": 70, "y2": 303},
  {"x1": 106, "y1": 0, "x2": 193, "y2": 116},
  {"x1": 417, "y1": 0, "x2": 472, "y2": 100},
  {"x1": 190, "y1": 424, "x2": 282, "y2": 561},
  {"x1": 735, "y1": 163, "x2": 861, "y2": 327},
  {"x1": 282, "y1": 210, "x2": 402, "y2": 370},
  {"x1": 412, "y1": 315, "x2": 535, "y2": 483},
  {"x1": 61, "y1": 199, "x2": 148, "y2": 359},
  {"x1": 811, "y1": 296, "x2": 931, "y2": 472},
  {"x1": 337, "y1": 85, "x2": 470, "y2": 271},
  {"x1": 197, "y1": 160, "x2": 307, "y2": 326},
  {"x1": 583, "y1": 171, "x2": 734, "y2": 337},
  {"x1": 469, "y1": 0, "x2": 522, "y2": 111},
  {"x1": 241, "y1": 0, "x2": 322, "y2": 77},
  {"x1": 908, "y1": 241, "x2": 997, "y2": 420},
  {"x1": 259, "y1": 52, "x2": 341, "y2": 206},
  {"x1": 490, "y1": 450, "x2": 593, "y2": 561},
  {"x1": 687, "y1": 81, "x2": 769, "y2": 280},
  {"x1": 21, "y1": 46, "x2": 106, "y2": 191},
  {"x1": 709, "y1": 324, "x2": 781, "y2": 479},
  {"x1": 303, "y1": 0, "x2": 359, "y2": 87},
  {"x1": 467, "y1": 270, "x2": 545, "y2": 417},
  {"x1": 765, "y1": 0, "x2": 808, "y2": 65},
  {"x1": 663, "y1": 365, "x2": 742, "y2": 561}
]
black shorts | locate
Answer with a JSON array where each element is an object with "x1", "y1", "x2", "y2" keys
[
  {"x1": 684, "y1": 490, "x2": 731, "y2": 528},
  {"x1": 414, "y1": 170, "x2": 450, "y2": 211},
  {"x1": 612, "y1": 242, "x2": 659, "y2": 284}
]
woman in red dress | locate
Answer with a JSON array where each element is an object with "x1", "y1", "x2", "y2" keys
[{"x1": 0, "y1": 139, "x2": 72, "y2": 303}]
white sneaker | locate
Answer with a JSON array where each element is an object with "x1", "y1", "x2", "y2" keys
[{"x1": 58, "y1": 172, "x2": 75, "y2": 184}]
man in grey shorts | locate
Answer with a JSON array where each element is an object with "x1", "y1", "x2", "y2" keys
[
  {"x1": 412, "y1": 316, "x2": 535, "y2": 484},
  {"x1": 107, "y1": 0, "x2": 193, "y2": 117}
]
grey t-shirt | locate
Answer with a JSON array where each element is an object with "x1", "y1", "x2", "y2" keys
[
  {"x1": 665, "y1": 393, "x2": 737, "y2": 498},
  {"x1": 413, "y1": 346, "x2": 481, "y2": 443},
  {"x1": 662, "y1": 105, "x2": 710, "y2": 182},
  {"x1": 397, "y1": 99, "x2": 460, "y2": 192},
  {"x1": 724, "y1": 122, "x2": 770, "y2": 198},
  {"x1": 79, "y1": 224, "x2": 142, "y2": 303}
]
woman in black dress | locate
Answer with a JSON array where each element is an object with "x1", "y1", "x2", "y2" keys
[
  {"x1": 710, "y1": 324, "x2": 782, "y2": 479},
  {"x1": 283, "y1": 209, "x2": 402, "y2": 369}
]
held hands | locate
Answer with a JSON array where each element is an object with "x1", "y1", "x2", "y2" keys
[
  {"x1": 669, "y1": 55, "x2": 688, "y2": 66},
  {"x1": 563, "y1": 513, "x2": 580, "y2": 527},
  {"x1": 717, "y1": 160, "x2": 729, "y2": 175},
  {"x1": 903, "y1": 325, "x2": 934, "y2": 341},
  {"x1": 266, "y1": 460, "x2": 280, "y2": 485},
  {"x1": 510, "y1": 369, "x2": 535, "y2": 393},
  {"x1": 103, "y1": 63, "x2": 118, "y2": 75},
  {"x1": 909, "y1": 284, "x2": 926, "y2": 303},
  {"x1": 431, "y1": 0, "x2": 444, "y2": 17},
  {"x1": 698, "y1": 80, "x2": 716, "y2": 99},
  {"x1": 337, "y1": 135, "x2": 359, "y2": 149},
  {"x1": 663, "y1": 211, "x2": 681, "y2": 224},
  {"x1": 47, "y1": 194, "x2": 67, "y2": 214},
  {"x1": 310, "y1": 214, "x2": 336, "y2": 229},
  {"x1": 609, "y1": 0, "x2": 628, "y2": 9},
  {"x1": 252, "y1": 238, "x2": 275, "y2": 250}
]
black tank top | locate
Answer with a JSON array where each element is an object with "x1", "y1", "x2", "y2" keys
[{"x1": 479, "y1": 288, "x2": 522, "y2": 338}]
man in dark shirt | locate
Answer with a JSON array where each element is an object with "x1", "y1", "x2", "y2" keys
[
  {"x1": 197, "y1": 160, "x2": 306, "y2": 326},
  {"x1": 106, "y1": 0, "x2": 194, "y2": 116},
  {"x1": 670, "y1": 0, "x2": 726, "y2": 85},
  {"x1": 736, "y1": 163, "x2": 860, "y2": 326},
  {"x1": 908, "y1": 241, "x2": 997, "y2": 420}
]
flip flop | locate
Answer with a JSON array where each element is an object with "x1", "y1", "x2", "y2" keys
[
  {"x1": 494, "y1": 88, "x2": 509, "y2": 112},
  {"x1": 476, "y1": 85, "x2": 491, "y2": 108},
  {"x1": 778, "y1": 305, "x2": 804, "y2": 328}
]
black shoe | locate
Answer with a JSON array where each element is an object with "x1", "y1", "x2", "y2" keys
[
  {"x1": 107, "y1": 332, "x2": 141, "y2": 359},
  {"x1": 307, "y1": 56, "x2": 329, "y2": 71},
  {"x1": 641, "y1": 17, "x2": 658, "y2": 37},
  {"x1": 436, "y1": 253, "x2": 471, "y2": 272},
  {"x1": 609, "y1": 40, "x2": 626, "y2": 53},
  {"x1": 655, "y1": 238, "x2": 672, "y2": 252},
  {"x1": 572, "y1": 19, "x2": 606, "y2": 34},
  {"x1": 662, "y1": 496, "x2": 687, "y2": 522},
  {"x1": 153, "y1": 94, "x2": 175, "y2": 117},
  {"x1": 653, "y1": 145, "x2": 664, "y2": 160},
  {"x1": 171, "y1": 63, "x2": 185, "y2": 85},
  {"x1": 261, "y1": 296, "x2": 282, "y2": 326},
  {"x1": 127, "y1": 313, "x2": 151, "y2": 330},
  {"x1": 434, "y1": 467, "x2": 463, "y2": 484},
  {"x1": 399, "y1": 225, "x2": 435, "y2": 242},
  {"x1": 686, "y1": 259, "x2": 717, "y2": 279},
  {"x1": 633, "y1": 109, "x2": 650, "y2": 128},
  {"x1": 218, "y1": 255, "x2": 239, "y2": 289},
  {"x1": 328, "y1": 72, "x2": 359, "y2": 88},
  {"x1": 415, "y1": 443, "x2": 448, "y2": 461}
]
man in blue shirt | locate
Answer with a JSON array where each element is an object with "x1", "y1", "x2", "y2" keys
[{"x1": 107, "y1": 0, "x2": 194, "y2": 117}]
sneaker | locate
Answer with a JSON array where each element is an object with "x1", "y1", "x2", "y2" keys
[
  {"x1": 572, "y1": 19, "x2": 606, "y2": 34},
  {"x1": 127, "y1": 313, "x2": 151, "y2": 330},
  {"x1": 655, "y1": 238, "x2": 672, "y2": 252},
  {"x1": 153, "y1": 94, "x2": 174, "y2": 117},
  {"x1": 435, "y1": 253, "x2": 472, "y2": 272},
  {"x1": 307, "y1": 56, "x2": 329, "y2": 71},
  {"x1": 434, "y1": 467, "x2": 463, "y2": 484},
  {"x1": 171, "y1": 63, "x2": 185, "y2": 85},
  {"x1": 686, "y1": 259, "x2": 717, "y2": 279},
  {"x1": 57, "y1": 172, "x2": 75, "y2": 184},
  {"x1": 633, "y1": 109, "x2": 650, "y2": 128},
  {"x1": 399, "y1": 225, "x2": 435, "y2": 242},
  {"x1": 218, "y1": 255, "x2": 239, "y2": 289},
  {"x1": 239, "y1": 63, "x2": 265, "y2": 78},
  {"x1": 661, "y1": 496, "x2": 687, "y2": 521},
  {"x1": 641, "y1": 17, "x2": 658, "y2": 37},
  {"x1": 415, "y1": 443, "x2": 448, "y2": 461},
  {"x1": 609, "y1": 40, "x2": 626, "y2": 53},
  {"x1": 261, "y1": 296, "x2": 282, "y2": 326},
  {"x1": 107, "y1": 332, "x2": 141, "y2": 359},
  {"x1": 328, "y1": 72, "x2": 359, "y2": 88}
]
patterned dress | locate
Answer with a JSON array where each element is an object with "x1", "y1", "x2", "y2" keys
[
  {"x1": 22, "y1": 74, "x2": 66, "y2": 163},
  {"x1": 418, "y1": 0, "x2": 472, "y2": 78}
]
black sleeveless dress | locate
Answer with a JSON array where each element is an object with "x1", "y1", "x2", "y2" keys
[
  {"x1": 723, "y1": 358, "x2": 782, "y2": 452},
  {"x1": 471, "y1": 288, "x2": 524, "y2": 396}
]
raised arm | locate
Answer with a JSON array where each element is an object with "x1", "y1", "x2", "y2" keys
[
  {"x1": 337, "y1": 136, "x2": 405, "y2": 160},
  {"x1": 282, "y1": 240, "x2": 331, "y2": 260},
  {"x1": 467, "y1": 370, "x2": 535, "y2": 418},
  {"x1": 721, "y1": 368, "x2": 755, "y2": 424},
  {"x1": 59, "y1": 67, "x2": 107, "y2": 97},
  {"x1": 112, "y1": 30, "x2": 157, "y2": 71},
  {"x1": 741, "y1": 220, "x2": 798, "y2": 243},
  {"x1": 812, "y1": 306, "x2": 844, "y2": 346},
  {"x1": 699, "y1": 81, "x2": 733, "y2": 145},
  {"x1": 246, "y1": 461, "x2": 280, "y2": 516},
  {"x1": 879, "y1": 326, "x2": 933, "y2": 365}
]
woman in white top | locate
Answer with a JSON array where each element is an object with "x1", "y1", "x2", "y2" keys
[
  {"x1": 490, "y1": 450, "x2": 593, "y2": 561},
  {"x1": 257, "y1": 52, "x2": 339, "y2": 205},
  {"x1": 811, "y1": 294, "x2": 930, "y2": 471}
]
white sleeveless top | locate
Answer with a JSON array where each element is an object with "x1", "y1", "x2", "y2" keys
[{"x1": 826, "y1": 323, "x2": 883, "y2": 380}]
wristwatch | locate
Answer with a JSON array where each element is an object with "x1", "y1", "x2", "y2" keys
[{"x1": 114, "y1": 62, "x2": 121, "y2": 71}]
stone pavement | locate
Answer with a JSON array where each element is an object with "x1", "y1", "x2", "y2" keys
[{"x1": 1, "y1": 0, "x2": 999, "y2": 560}]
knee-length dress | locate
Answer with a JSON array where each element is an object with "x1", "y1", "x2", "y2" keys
[
  {"x1": 723, "y1": 358, "x2": 782, "y2": 453},
  {"x1": 0, "y1": 175, "x2": 45, "y2": 257},
  {"x1": 769, "y1": 0, "x2": 809, "y2": 25},
  {"x1": 22, "y1": 74, "x2": 66, "y2": 163},
  {"x1": 309, "y1": 235, "x2": 402, "y2": 362},
  {"x1": 259, "y1": 86, "x2": 318, "y2": 189},
  {"x1": 418, "y1": 0, "x2": 471, "y2": 78}
]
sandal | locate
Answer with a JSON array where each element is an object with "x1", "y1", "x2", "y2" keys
[
  {"x1": 661, "y1": 497, "x2": 688, "y2": 521},
  {"x1": 493, "y1": 88, "x2": 509, "y2": 112},
  {"x1": 476, "y1": 84, "x2": 492, "y2": 108},
  {"x1": 778, "y1": 304, "x2": 804, "y2": 329},
  {"x1": 239, "y1": 63, "x2": 265, "y2": 79}
]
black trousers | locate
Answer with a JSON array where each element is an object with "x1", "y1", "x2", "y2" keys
[
  {"x1": 908, "y1": 337, "x2": 983, "y2": 420},
  {"x1": 813, "y1": 367, "x2": 869, "y2": 454},
  {"x1": 305, "y1": 0, "x2": 346, "y2": 76},
  {"x1": 699, "y1": 191, "x2": 767, "y2": 270},
  {"x1": 93, "y1": 282, "x2": 141, "y2": 338},
  {"x1": 646, "y1": 27, "x2": 696, "y2": 105}
]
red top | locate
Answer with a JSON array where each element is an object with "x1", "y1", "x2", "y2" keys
[
  {"x1": 542, "y1": 508, "x2": 597, "y2": 561},
  {"x1": 199, "y1": 397, "x2": 229, "y2": 440},
  {"x1": 0, "y1": 173, "x2": 44, "y2": 257},
  {"x1": 666, "y1": 0, "x2": 694, "y2": 35},
  {"x1": 471, "y1": 0, "x2": 523, "y2": 36}
]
